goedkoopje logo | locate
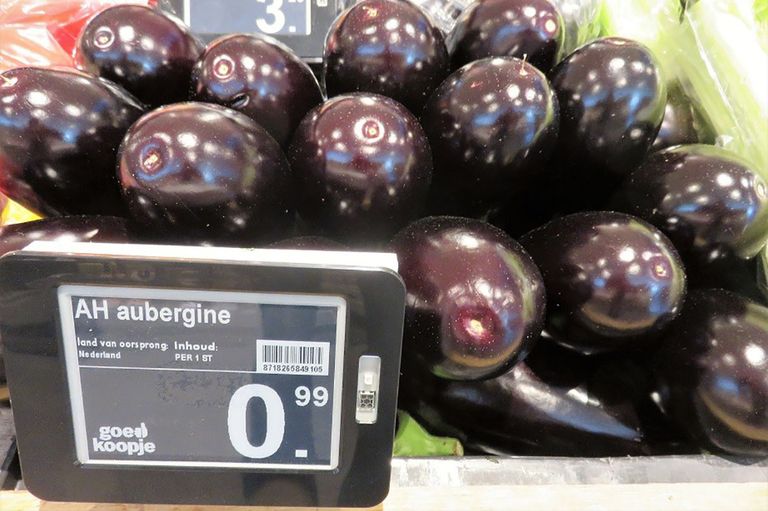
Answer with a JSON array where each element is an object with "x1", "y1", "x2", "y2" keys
[{"x1": 92, "y1": 422, "x2": 156, "y2": 456}]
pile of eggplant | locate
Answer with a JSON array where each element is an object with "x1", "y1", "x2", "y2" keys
[{"x1": 0, "y1": 0, "x2": 766, "y2": 458}]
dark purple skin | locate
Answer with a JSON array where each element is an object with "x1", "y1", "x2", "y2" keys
[
  {"x1": 520, "y1": 211, "x2": 686, "y2": 354},
  {"x1": 686, "y1": 253, "x2": 766, "y2": 306},
  {"x1": 614, "y1": 144, "x2": 768, "y2": 268},
  {"x1": 421, "y1": 57, "x2": 558, "y2": 216},
  {"x1": 654, "y1": 289, "x2": 768, "y2": 456},
  {"x1": 323, "y1": 0, "x2": 450, "y2": 113},
  {"x1": 448, "y1": 0, "x2": 564, "y2": 72},
  {"x1": 651, "y1": 84, "x2": 712, "y2": 152},
  {"x1": 550, "y1": 38, "x2": 666, "y2": 210},
  {"x1": 191, "y1": 34, "x2": 324, "y2": 148},
  {"x1": 0, "y1": 216, "x2": 130, "y2": 256},
  {"x1": 391, "y1": 216, "x2": 545, "y2": 380},
  {"x1": 399, "y1": 340, "x2": 651, "y2": 456},
  {"x1": 0, "y1": 67, "x2": 143, "y2": 216},
  {"x1": 289, "y1": 93, "x2": 432, "y2": 242},
  {"x1": 118, "y1": 103, "x2": 293, "y2": 244},
  {"x1": 76, "y1": 5, "x2": 203, "y2": 108},
  {"x1": 268, "y1": 236, "x2": 346, "y2": 250}
]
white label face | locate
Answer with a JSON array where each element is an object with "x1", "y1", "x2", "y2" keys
[
  {"x1": 257, "y1": 340, "x2": 331, "y2": 375},
  {"x1": 58, "y1": 285, "x2": 346, "y2": 470}
]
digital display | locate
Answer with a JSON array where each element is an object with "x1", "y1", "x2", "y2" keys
[
  {"x1": 186, "y1": 0, "x2": 312, "y2": 36},
  {"x1": 57, "y1": 285, "x2": 346, "y2": 470}
]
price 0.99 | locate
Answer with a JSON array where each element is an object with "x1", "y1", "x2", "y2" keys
[{"x1": 227, "y1": 384, "x2": 328, "y2": 459}]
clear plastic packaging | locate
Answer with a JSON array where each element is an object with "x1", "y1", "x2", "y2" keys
[
  {"x1": 600, "y1": 0, "x2": 768, "y2": 181},
  {"x1": 0, "y1": 0, "x2": 149, "y2": 72}
]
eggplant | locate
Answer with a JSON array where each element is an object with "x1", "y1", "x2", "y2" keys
[
  {"x1": 651, "y1": 83, "x2": 714, "y2": 152},
  {"x1": 392, "y1": 216, "x2": 545, "y2": 380},
  {"x1": 550, "y1": 37, "x2": 666, "y2": 210},
  {"x1": 76, "y1": 5, "x2": 203, "y2": 108},
  {"x1": 400, "y1": 340, "x2": 655, "y2": 456},
  {"x1": 613, "y1": 144, "x2": 768, "y2": 268},
  {"x1": 447, "y1": 0, "x2": 565, "y2": 72},
  {"x1": 421, "y1": 57, "x2": 558, "y2": 216},
  {"x1": 191, "y1": 34, "x2": 323, "y2": 148},
  {"x1": 0, "y1": 67, "x2": 143, "y2": 216},
  {"x1": 520, "y1": 211, "x2": 687, "y2": 354},
  {"x1": 323, "y1": 0, "x2": 450, "y2": 113},
  {"x1": 653, "y1": 289, "x2": 768, "y2": 457},
  {"x1": 0, "y1": 216, "x2": 130, "y2": 256},
  {"x1": 289, "y1": 93, "x2": 432, "y2": 243},
  {"x1": 118, "y1": 103, "x2": 293, "y2": 244}
]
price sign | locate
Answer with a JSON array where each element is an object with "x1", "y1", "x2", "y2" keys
[
  {"x1": 187, "y1": 0, "x2": 312, "y2": 36},
  {"x1": 163, "y1": 0, "x2": 348, "y2": 62},
  {"x1": 0, "y1": 242, "x2": 405, "y2": 508},
  {"x1": 59, "y1": 286, "x2": 345, "y2": 470}
]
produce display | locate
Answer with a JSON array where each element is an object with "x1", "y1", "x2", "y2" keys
[
  {"x1": 289, "y1": 93, "x2": 433, "y2": 241},
  {"x1": 0, "y1": 67, "x2": 144, "y2": 216},
  {"x1": 191, "y1": 34, "x2": 323, "y2": 148},
  {"x1": 0, "y1": 0, "x2": 767, "y2": 462},
  {"x1": 447, "y1": 0, "x2": 564, "y2": 71},
  {"x1": 117, "y1": 102, "x2": 293, "y2": 244},
  {"x1": 520, "y1": 212, "x2": 686, "y2": 354},
  {"x1": 422, "y1": 56, "x2": 558, "y2": 215},
  {"x1": 75, "y1": 4, "x2": 204, "y2": 108}
]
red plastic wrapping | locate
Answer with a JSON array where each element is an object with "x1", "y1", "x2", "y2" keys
[{"x1": 0, "y1": 0, "x2": 151, "y2": 72}]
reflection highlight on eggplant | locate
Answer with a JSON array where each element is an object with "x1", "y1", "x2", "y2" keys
[
  {"x1": 521, "y1": 212, "x2": 686, "y2": 354},
  {"x1": 392, "y1": 216, "x2": 545, "y2": 380},
  {"x1": 289, "y1": 93, "x2": 432, "y2": 243},
  {"x1": 421, "y1": 57, "x2": 558, "y2": 216},
  {"x1": 192, "y1": 34, "x2": 323, "y2": 148},
  {"x1": 448, "y1": 0, "x2": 564, "y2": 72},
  {"x1": 323, "y1": 0, "x2": 450, "y2": 113}
]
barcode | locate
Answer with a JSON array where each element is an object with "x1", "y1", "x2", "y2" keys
[{"x1": 256, "y1": 340, "x2": 330, "y2": 376}]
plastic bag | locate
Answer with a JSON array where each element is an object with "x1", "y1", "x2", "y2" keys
[
  {"x1": 600, "y1": 0, "x2": 768, "y2": 180},
  {"x1": 0, "y1": 0, "x2": 150, "y2": 72}
]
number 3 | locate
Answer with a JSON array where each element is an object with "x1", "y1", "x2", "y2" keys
[
  {"x1": 257, "y1": 0, "x2": 286, "y2": 34},
  {"x1": 228, "y1": 384, "x2": 285, "y2": 459}
]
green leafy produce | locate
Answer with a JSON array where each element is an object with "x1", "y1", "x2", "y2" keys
[
  {"x1": 601, "y1": 0, "x2": 768, "y2": 180},
  {"x1": 393, "y1": 411, "x2": 464, "y2": 457}
]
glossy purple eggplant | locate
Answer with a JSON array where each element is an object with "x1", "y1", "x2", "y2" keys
[
  {"x1": 392, "y1": 216, "x2": 545, "y2": 380},
  {"x1": 76, "y1": 5, "x2": 203, "y2": 108},
  {"x1": 448, "y1": 0, "x2": 564, "y2": 72},
  {"x1": 191, "y1": 35, "x2": 323, "y2": 148},
  {"x1": 421, "y1": 57, "x2": 558, "y2": 216},
  {"x1": 0, "y1": 216, "x2": 130, "y2": 256},
  {"x1": 118, "y1": 103, "x2": 293, "y2": 244},
  {"x1": 654, "y1": 289, "x2": 768, "y2": 456},
  {"x1": 289, "y1": 93, "x2": 432, "y2": 242},
  {"x1": 614, "y1": 144, "x2": 768, "y2": 268},
  {"x1": 550, "y1": 38, "x2": 666, "y2": 209},
  {"x1": 0, "y1": 67, "x2": 143, "y2": 216},
  {"x1": 651, "y1": 84, "x2": 712, "y2": 152},
  {"x1": 323, "y1": 0, "x2": 450, "y2": 113},
  {"x1": 520, "y1": 211, "x2": 686, "y2": 354},
  {"x1": 399, "y1": 340, "x2": 651, "y2": 456}
]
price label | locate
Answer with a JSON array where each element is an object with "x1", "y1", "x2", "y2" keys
[
  {"x1": 0, "y1": 241, "x2": 404, "y2": 507},
  {"x1": 186, "y1": 0, "x2": 312, "y2": 36},
  {"x1": 58, "y1": 286, "x2": 346, "y2": 470}
]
